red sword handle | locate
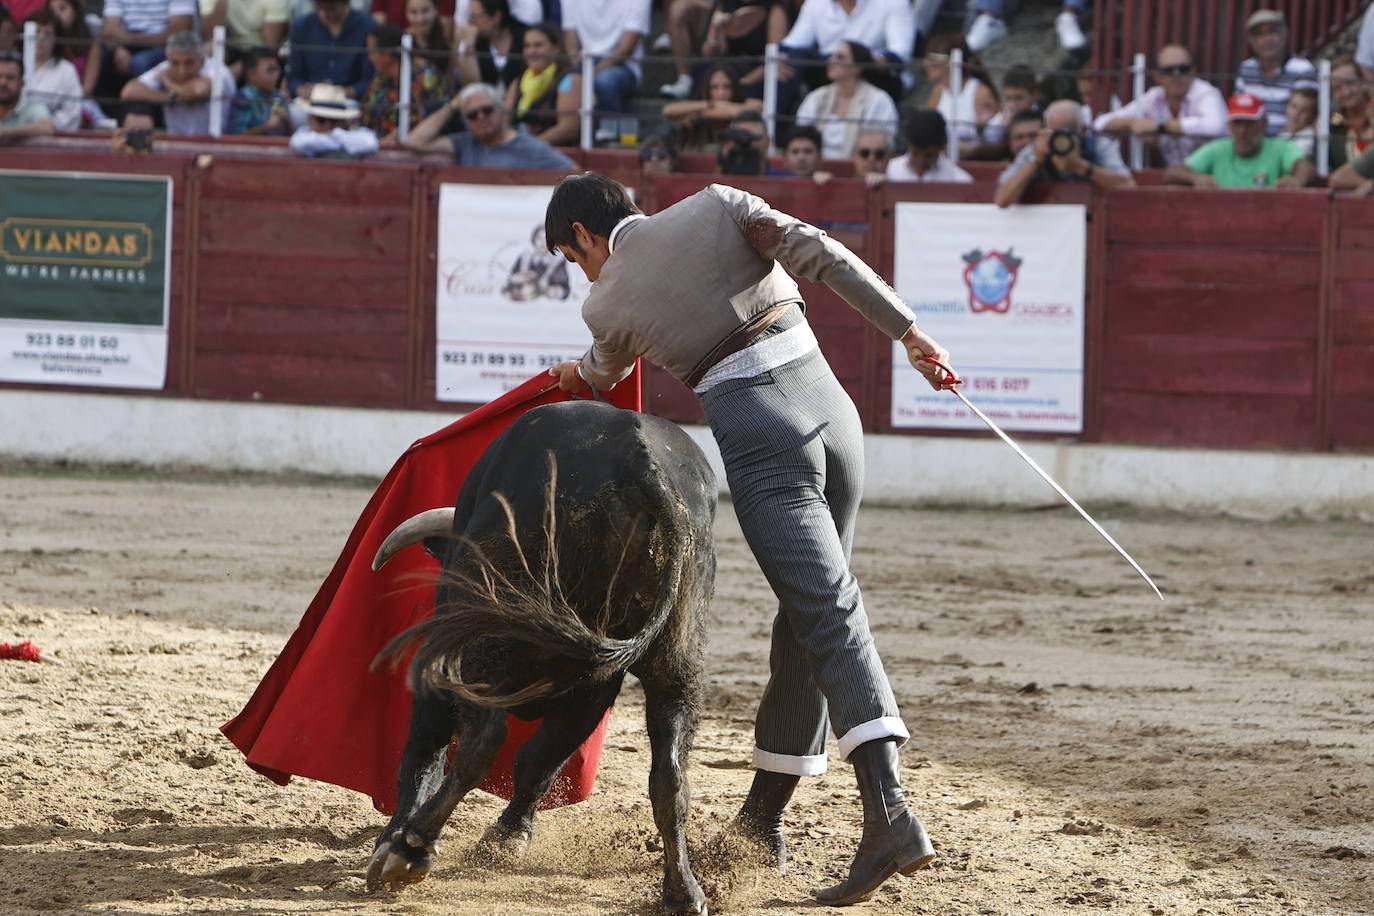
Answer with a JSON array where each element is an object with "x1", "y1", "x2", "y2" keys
[{"x1": 919, "y1": 355, "x2": 963, "y2": 388}]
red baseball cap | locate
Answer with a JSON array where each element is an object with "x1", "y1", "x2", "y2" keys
[{"x1": 1228, "y1": 93, "x2": 1266, "y2": 120}]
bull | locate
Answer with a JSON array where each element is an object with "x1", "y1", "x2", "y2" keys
[{"x1": 364, "y1": 400, "x2": 717, "y2": 915}]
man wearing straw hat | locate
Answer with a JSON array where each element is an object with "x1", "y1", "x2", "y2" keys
[{"x1": 288, "y1": 82, "x2": 379, "y2": 157}]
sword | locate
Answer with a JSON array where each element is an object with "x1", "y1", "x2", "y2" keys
[{"x1": 920, "y1": 357, "x2": 1164, "y2": 601}]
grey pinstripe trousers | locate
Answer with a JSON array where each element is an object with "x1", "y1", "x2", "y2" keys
[{"x1": 700, "y1": 347, "x2": 910, "y2": 776}]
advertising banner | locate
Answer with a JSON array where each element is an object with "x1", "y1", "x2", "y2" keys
[
  {"x1": 435, "y1": 183, "x2": 595, "y2": 402},
  {"x1": 891, "y1": 202, "x2": 1085, "y2": 433},
  {"x1": 0, "y1": 170, "x2": 172, "y2": 389}
]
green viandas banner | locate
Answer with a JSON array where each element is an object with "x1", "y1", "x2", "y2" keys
[{"x1": 0, "y1": 170, "x2": 171, "y2": 389}]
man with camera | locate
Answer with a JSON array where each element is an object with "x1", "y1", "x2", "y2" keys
[
  {"x1": 717, "y1": 110, "x2": 770, "y2": 175},
  {"x1": 110, "y1": 104, "x2": 157, "y2": 154},
  {"x1": 994, "y1": 99, "x2": 1134, "y2": 208}
]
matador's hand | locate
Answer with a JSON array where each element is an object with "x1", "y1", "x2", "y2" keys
[
  {"x1": 901, "y1": 327, "x2": 955, "y2": 391},
  {"x1": 549, "y1": 359, "x2": 591, "y2": 394}
]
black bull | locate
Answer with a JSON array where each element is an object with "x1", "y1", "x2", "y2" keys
[{"x1": 365, "y1": 400, "x2": 718, "y2": 915}]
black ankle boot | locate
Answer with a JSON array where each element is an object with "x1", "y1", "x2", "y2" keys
[
  {"x1": 813, "y1": 738, "x2": 935, "y2": 906},
  {"x1": 735, "y1": 769, "x2": 800, "y2": 870}
]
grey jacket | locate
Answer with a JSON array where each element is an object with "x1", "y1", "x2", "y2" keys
[{"x1": 579, "y1": 183, "x2": 917, "y2": 389}]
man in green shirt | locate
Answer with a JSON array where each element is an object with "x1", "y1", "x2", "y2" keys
[
  {"x1": 0, "y1": 52, "x2": 56, "y2": 144},
  {"x1": 1165, "y1": 92, "x2": 1313, "y2": 188}
]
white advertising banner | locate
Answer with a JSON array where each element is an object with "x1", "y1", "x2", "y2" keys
[
  {"x1": 891, "y1": 202, "x2": 1086, "y2": 433},
  {"x1": 435, "y1": 183, "x2": 594, "y2": 402}
]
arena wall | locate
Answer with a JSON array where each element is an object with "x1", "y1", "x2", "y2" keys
[{"x1": 2, "y1": 145, "x2": 1370, "y2": 516}]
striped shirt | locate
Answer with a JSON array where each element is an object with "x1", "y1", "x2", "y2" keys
[
  {"x1": 104, "y1": 0, "x2": 198, "y2": 35},
  {"x1": 1235, "y1": 56, "x2": 1318, "y2": 135}
]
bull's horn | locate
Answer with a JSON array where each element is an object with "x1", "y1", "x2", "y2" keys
[{"x1": 372, "y1": 507, "x2": 456, "y2": 571}]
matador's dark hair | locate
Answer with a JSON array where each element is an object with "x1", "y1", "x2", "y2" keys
[{"x1": 544, "y1": 172, "x2": 642, "y2": 255}]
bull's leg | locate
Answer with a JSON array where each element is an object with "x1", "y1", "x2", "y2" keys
[
  {"x1": 366, "y1": 699, "x2": 507, "y2": 891},
  {"x1": 642, "y1": 676, "x2": 707, "y2": 916},
  {"x1": 477, "y1": 677, "x2": 624, "y2": 862}
]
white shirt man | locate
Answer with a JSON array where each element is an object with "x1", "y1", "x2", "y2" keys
[
  {"x1": 886, "y1": 152, "x2": 972, "y2": 183},
  {"x1": 782, "y1": 0, "x2": 915, "y2": 64},
  {"x1": 561, "y1": 0, "x2": 651, "y2": 82},
  {"x1": 1093, "y1": 46, "x2": 1227, "y2": 168},
  {"x1": 130, "y1": 47, "x2": 235, "y2": 134}
]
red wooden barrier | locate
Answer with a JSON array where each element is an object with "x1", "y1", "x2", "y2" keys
[
  {"x1": 0, "y1": 144, "x2": 1368, "y2": 454},
  {"x1": 1097, "y1": 187, "x2": 1328, "y2": 450},
  {"x1": 1330, "y1": 197, "x2": 1374, "y2": 450},
  {"x1": 193, "y1": 157, "x2": 419, "y2": 407}
]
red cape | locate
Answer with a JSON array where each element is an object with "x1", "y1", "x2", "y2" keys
[{"x1": 221, "y1": 367, "x2": 641, "y2": 814}]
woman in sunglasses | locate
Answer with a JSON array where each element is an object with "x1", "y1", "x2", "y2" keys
[
  {"x1": 793, "y1": 40, "x2": 897, "y2": 159},
  {"x1": 1093, "y1": 43, "x2": 1227, "y2": 168}
]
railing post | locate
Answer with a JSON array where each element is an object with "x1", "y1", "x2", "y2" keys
[
  {"x1": 948, "y1": 47, "x2": 962, "y2": 162},
  {"x1": 399, "y1": 33, "x2": 413, "y2": 142},
  {"x1": 1129, "y1": 52, "x2": 1146, "y2": 171},
  {"x1": 1316, "y1": 57, "x2": 1331, "y2": 178},
  {"x1": 580, "y1": 51, "x2": 594, "y2": 150},
  {"x1": 210, "y1": 25, "x2": 226, "y2": 137},
  {"x1": 763, "y1": 42, "x2": 778, "y2": 155},
  {"x1": 21, "y1": 21, "x2": 36, "y2": 88}
]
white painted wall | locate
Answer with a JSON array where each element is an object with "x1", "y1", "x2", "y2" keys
[{"x1": 4, "y1": 390, "x2": 1372, "y2": 520}]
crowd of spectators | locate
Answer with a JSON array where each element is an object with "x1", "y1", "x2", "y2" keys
[{"x1": 0, "y1": 0, "x2": 1371, "y2": 199}]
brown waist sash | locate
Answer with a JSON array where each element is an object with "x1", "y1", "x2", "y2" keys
[{"x1": 683, "y1": 304, "x2": 796, "y2": 389}]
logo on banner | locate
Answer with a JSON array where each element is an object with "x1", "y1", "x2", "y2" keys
[
  {"x1": 1, "y1": 217, "x2": 153, "y2": 268},
  {"x1": 961, "y1": 247, "x2": 1022, "y2": 313}
]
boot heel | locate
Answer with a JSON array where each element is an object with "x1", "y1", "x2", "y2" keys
[{"x1": 898, "y1": 851, "x2": 935, "y2": 875}]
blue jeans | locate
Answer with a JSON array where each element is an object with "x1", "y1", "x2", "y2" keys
[
  {"x1": 593, "y1": 64, "x2": 637, "y2": 114},
  {"x1": 128, "y1": 46, "x2": 166, "y2": 77}
]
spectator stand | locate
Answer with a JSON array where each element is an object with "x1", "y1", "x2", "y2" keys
[{"x1": 1091, "y1": 0, "x2": 1369, "y2": 105}]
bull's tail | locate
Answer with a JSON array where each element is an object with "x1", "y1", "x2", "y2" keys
[{"x1": 379, "y1": 454, "x2": 697, "y2": 708}]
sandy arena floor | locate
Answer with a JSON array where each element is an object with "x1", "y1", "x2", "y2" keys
[{"x1": 1, "y1": 466, "x2": 1370, "y2": 915}]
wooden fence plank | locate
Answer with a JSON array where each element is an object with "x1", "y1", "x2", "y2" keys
[
  {"x1": 1104, "y1": 285, "x2": 1319, "y2": 338},
  {"x1": 198, "y1": 201, "x2": 411, "y2": 258},
  {"x1": 1107, "y1": 190, "x2": 1327, "y2": 245},
  {"x1": 193, "y1": 352, "x2": 408, "y2": 405},
  {"x1": 1110, "y1": 246, "x2": 1323, "y2": 287},
  {"x1": 1097, "y1": 390, "x2": 1318, "y2": 449},
  {"x1": 1101, "y1": 334, "x2": 1317, "y2": 396}
]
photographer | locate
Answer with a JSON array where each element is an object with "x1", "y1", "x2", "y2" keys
[
  {"x1": 110, "y1": 103, "x2": 156, "y2": 153},
  {"x1": 717, "y1": 110, "x2": 769, "y2": 175},
  {"x1": 994, "y1": 99, "x2": 1134, "y2": 209}
]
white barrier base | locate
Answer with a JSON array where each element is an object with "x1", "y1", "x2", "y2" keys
[{"x1": 4, "y1": 389, "x2": 1372, "y2": 520}]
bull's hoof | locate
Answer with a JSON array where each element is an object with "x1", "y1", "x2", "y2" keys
[
  {"x1": 365, "y1": 829, "x2": 436, "y2": 892},
  {"x1": 662, "y1": 876, "x2": 708, "y2": 915},
  {"x1": 472, "y1": 821, "x2": 532, "y2": 864}
]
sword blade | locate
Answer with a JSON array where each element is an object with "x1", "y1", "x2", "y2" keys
[{"x1": 948, "y1": 386, "x2": 1164, "y2": 601}]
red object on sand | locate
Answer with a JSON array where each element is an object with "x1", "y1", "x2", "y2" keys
[
  {"x1": 1, "y1": 641, "x2": 45, "y2": 662},
  {"x1": 221, "y1": 367, "x2": 641, "y2": 814}
]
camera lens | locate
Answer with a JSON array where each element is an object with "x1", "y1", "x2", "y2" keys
[{"x1": 1049, "y1": 129, "x2": 1076, "y2": 156}]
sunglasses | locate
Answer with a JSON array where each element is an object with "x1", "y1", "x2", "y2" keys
[
  {"x1": 640, "y1": 149, "x2": 671, "y2": 161},
  {"x1": 1157, "y1": 64, "x2": 1193, "y2": 76},
  {"x1": 464, "y1": 104, "x2": 496, "y2": 119},
  {"x1": 856, "y1": 147, "x2": 888, "y2": 159}
]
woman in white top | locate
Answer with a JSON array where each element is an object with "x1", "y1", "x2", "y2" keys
[
  {"x1": 25, "y1": 9, "x2": 84, "y2": 130},
  {"x1": 794, "y1": 40, "x2": 898, "y2": 160},
  {"x1": 921, "y1": 33, "x2": 999, "y2": 156}
]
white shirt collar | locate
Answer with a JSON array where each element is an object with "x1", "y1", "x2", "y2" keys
[{"x1": 608, "y1": 214, "x2": 647, "y2": 253}]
